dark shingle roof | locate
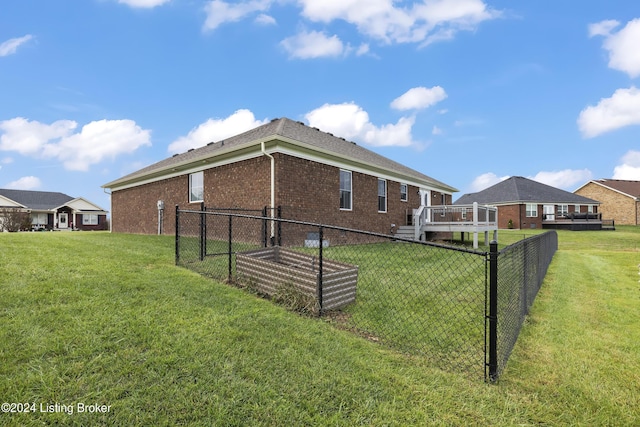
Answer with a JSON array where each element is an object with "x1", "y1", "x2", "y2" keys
[
  {"x1": 591, "y1": 179, "x2": 640, "y2": 198},
  {"x1": 0, "y1": 189, "x2": 74, "y2": 210},
  {"x1": 103, "y1": 117, "x2": 457, "y2": 192},
  {"x1": 454, "y1": 176, "x2": 599, "y2": 205}
]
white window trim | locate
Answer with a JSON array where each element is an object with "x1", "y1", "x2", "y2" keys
[
  {"x1": 83, "y1": 214, "x2": 99, "y2": 225},
  {"x1": 400, "y1": 183, "x2": 408, "y2": 202},
  {"x1": 526, "y1": 203, "x2": 538, "y2": 217},
  {"x1": 378, "y1": 178, "x2": 387, "y2": 213},
  {"x1": 189, "y1": 171, "x2": 204, "y2": 203},
  {"x1": 339, "y1": 169, "x2": 352, "y2": 211},
  {"x1": 31, "y1": 213, "x2": 48, "y2": 225},
  {"x1": 558, "y1": 204, "x2": 568, "y2": 216}
]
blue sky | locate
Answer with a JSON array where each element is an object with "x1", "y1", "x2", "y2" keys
[{"x1": 1, "y1": 0, "x2": 639, "y2": 209}]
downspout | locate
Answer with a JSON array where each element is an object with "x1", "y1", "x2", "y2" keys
[
  {"x1": 103, "y1": 187, "x2": 112, "y2": 233},
  {"x1": 261, "y1": 141, "x2": 275, "y2": 240}
]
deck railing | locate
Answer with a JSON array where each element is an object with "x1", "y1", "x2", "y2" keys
[
  {"x1": 415, "y1": 203, "x2": 496, "y2": 228},
  {"x1": 412, "y1": 203, "x2": 498, "y2": 246}
]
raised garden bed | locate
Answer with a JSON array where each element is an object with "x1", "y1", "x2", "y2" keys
[{"x1": 236, "y1": 246, "x2": 358, "y2": 311}]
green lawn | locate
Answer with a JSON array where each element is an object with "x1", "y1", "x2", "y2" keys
[{"x1": 1, "y1": 228, "x2": 639, "y2": 425}]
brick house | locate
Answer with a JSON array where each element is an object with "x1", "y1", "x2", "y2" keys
[
  {"x1": 454, "y1": 176, "x2": 601, "y2": 230},
  {"x1": 102, "y1": 117, "x2": 458, "y2": 236},
  {"x1": 574, "y1": 179, "x2": 640, "y2": 226},
  {"x1": 0, "y1": 189, "x2": 108, "y2": 231}
]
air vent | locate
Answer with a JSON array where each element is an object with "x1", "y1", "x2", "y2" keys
[
  {"x1": 207, "y1": 141, "x2": 215, "y2": 146},
  {"x1": 188, "y1": 148, "x2": 194, "y2": 152},
  {"x1": 172, "y1": 154, "x2": 179, "y2": 157},
  {"x1": 270, "y1": 118, "x2": 279, "y2": 122}
]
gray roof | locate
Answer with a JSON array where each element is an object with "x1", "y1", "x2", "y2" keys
[
  {"x1": 0, "y1": 189, "x2": 74, "y2": 210},
  {"x1": 103, "y1": 117, "x2": 457, "y2": 192},
  {"x1": 454, "y1": 176, "x2": 599, "y2": 205}
]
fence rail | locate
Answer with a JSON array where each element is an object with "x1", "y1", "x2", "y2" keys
[{"x1": 175, "y1": 205, "x2": 557, "y2": 382}]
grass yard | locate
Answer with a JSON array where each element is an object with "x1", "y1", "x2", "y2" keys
[{"x1": 1, "y1": 228, "x2": 639, "y2": 425}]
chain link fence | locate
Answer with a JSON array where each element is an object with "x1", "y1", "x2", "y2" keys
[
  {"x1": 175, "y1": 205, "x2": 557, "y2": 381},
  {"x1": 488, "y1": 231, "x2": 558, "y2": 380}
]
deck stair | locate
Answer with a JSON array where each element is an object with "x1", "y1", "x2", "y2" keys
[{"x1": 394, "y1": 225, "x2": 418, "y2": 241}]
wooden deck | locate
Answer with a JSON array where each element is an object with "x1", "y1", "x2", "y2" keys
[{"x1": 413, "y1": 203, "x2": 498, "y2": 249}]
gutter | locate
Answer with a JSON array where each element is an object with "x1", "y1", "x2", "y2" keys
[{"x1": 261, "y1": 141, "x2": 275, "y2": 240}]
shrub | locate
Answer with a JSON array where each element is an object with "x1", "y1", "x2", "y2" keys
[{"x1": 0, "y1": 208, "x2": 31, "y2": 232}]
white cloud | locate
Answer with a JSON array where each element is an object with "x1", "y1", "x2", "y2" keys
[
  {"x1": 305, "y1": 102, "x2": 418, "y2": 147},
  {"x1": 168, "y1": 109, "x2": 268, "y2": 154},
  {"x1": 391, "y1": 86, "x2": 447, "y2": 110},
  {"x1": 0, "y1": 117, "x2": 76, "y2": 155},
  {"x1": 298, "y1": 0, "x2": 500, "y2": 45},
  {"x1": 118, "y1": 0, "x2": 170, "y2": 7},
  {"x1": 0, "y1": 35, "x2": 33, "y2": 57},
  {"x1": 200, "y1": 0, "x2": 499, "y2": 49},
  {"x1": 588, "y1": 19, "x2": 619, "y2": 37},
  {"x1": 613, "y1": 150, "x2": 640, "y2": 180},
  {"x1": 281, "y1": 30, "x2": 346, "y2": 59},
  {"x1": 355, "y1": 43, "x2": 370, "y2": 56},
  {"x1": 203, "y1": 0, "x2": 272, "y2": 31},
  {"x1": 529, "y1": 169, "x2": 593, "y2": 190},
  {"x1": 5, "y1": 176, "x2": 41, "y2": 190},
  {"x1": 577, "y1": 86, "x2": 640, "y2": 138},
  {"x1": 432, "y1": 125, "x2": 443, "y2": 135},
  {"x1": 590, "y1": 18, "x2": 640, "y2": 78},
  {"x1": 468, "y1": 172, "x2": 508, "y2": 192},
  {"x1": 0, "y1": 117, "x2": 151, "y2": 171},
  {"x1": 255, "y1": 13, "x2": 276, "y2": 25}
]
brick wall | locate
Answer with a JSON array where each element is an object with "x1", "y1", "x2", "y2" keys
[
  {"x1": 110, "y1": 153, "x2": 433, "y2": 236},
  {"x1": 275, "y1": 153, "x2": 421, "y2": 235},
  {"x1": 111, "y1": 156, "x2": 272, "y2": 234},
  {"x1": 575, "y1": 182, "x2": 638, "y2": 225}
]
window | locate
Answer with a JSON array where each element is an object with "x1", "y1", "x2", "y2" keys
[
  {"x1": 526, "y1": 203, "x2": 538, "y2": 217},
  {"x1": 83, "y1": 214, "x2": 99, "y2": 225},
  {"x1": 588, "y1": 205, "x2": 594, "y2": 213},
  {"x1": 31, "y1": 213, "x2": 48, "y2": 225},
  {"x1": 378, "y1": 179, "x2": 387, "y2": 212},
  {"x1": 558, "y1": 205, "x2": 568, "y2": 216},
  {"x1": 189, "y1": 171, "x2": 204, "y2": 203},
  {"x1": 400, "y1": 183, "x2": 408, "y2": 201},
  {"x1": 574, "y1": 204, "x2": 580, "y2": 214},
  {"x1": 339, "y1": 170, "x2": 352, "y2": 210}
]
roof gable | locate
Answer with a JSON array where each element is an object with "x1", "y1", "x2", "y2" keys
[
  {"x1": 0, "y1": 189, "x2": 74, "y2": 211},
  {"x1": 103, "y1": 117, "x2": 457, "y2": 193},
  {"x1": 454, "y1": 176, "x2": 599, "y2": 205},
  {"x1": 64, "y1": 197, "x2": 107, "y2": 212},
  {"x1": 588, "y1": 179, "x2": 640, "y2": 199}
]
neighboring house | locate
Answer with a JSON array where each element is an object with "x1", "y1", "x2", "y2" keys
[
  {"x1": 454, "y1": 176, "x2": 602, "y2": 230},
  {"x1": 574, "y1": 179, "x2": 640, "y2": 226},
  {"x1": 0, "y1": 189, "x2": 108, "y2": 231},
  {"x1": 102, "y1": 117, "x2": 458, "y2": 237}
]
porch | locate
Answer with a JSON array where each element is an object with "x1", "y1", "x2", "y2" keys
[
  {"x1": 396, "y1": 203, "x2": 498, "y2": 249},
  {"x1": 542, "y1": 212, "x2": 611, "y2": 231}
]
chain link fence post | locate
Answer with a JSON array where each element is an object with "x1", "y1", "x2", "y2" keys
[
  {"x1": 199, "y1": 202, "x2": 205, "y2": 261},
  {"x1": 488, "y1": 239, "x2": 498, "y2": 382},
  {"x1": 175, "y1": 204, "x2": 180, "y2": 265},
  {"x1": 317, "y1": 225, "x2": 324, "y2": 316}
]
